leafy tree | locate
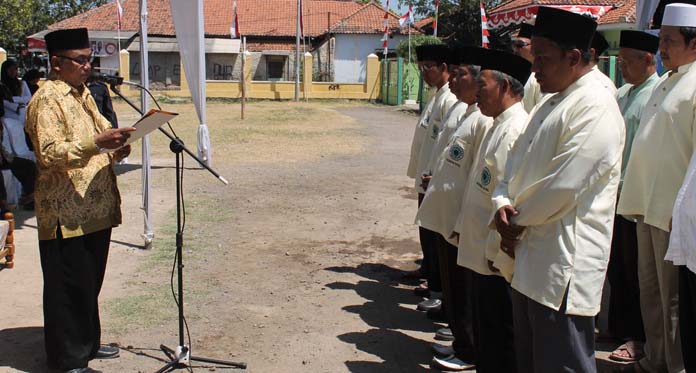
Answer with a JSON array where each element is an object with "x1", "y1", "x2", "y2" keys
[
  {"x1": 399, "y1": 0, "x2": 502, "y2": 48},
  {"x1": 396, "y1": 34, "x2": 442, "y2": 63},
  {"x1": 0, "y1": 0, "x2": 109, "y2": 53}
]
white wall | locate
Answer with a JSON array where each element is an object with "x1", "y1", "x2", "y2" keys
[{"x1": 334, "y1": 34, "x2": 408, "y2": 83}]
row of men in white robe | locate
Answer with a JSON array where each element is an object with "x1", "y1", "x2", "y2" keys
[{"x1": 405, "y1": 3, "x2": 696, "y2": 372}]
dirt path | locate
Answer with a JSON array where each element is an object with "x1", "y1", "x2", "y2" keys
[{"x1": 0, "y1": 102, "x2": 631, "y2": 373}]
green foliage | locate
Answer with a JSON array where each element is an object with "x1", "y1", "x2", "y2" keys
[
  {"x1": 0, "y1": 0, "x2": 109, "y2": 53},
  {"x1": 396, "y1": 34, "x2": 443, "y2": 64},
  {"x1": 398, "y1": 0, "x2": 502, "y2": 48}
]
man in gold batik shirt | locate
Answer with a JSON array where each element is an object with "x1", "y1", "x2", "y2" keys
[{"x1": 25, "y1": 28, "x2": 135, "y2": 373}]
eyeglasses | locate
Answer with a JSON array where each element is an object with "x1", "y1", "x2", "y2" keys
[
  {"x1": 512, "y1": 40, "x2": 531, "y2": 49},
  {"x1": 57, "y1": 54, "x2": 94, "y2": 66}
]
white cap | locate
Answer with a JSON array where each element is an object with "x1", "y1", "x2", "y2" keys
[{"x1": 662, "y1": 3, "x2": 696, "y2": 27}]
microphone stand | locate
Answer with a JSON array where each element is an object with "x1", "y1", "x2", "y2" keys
[{"x1": 110, "y1": 83, "x2": 246, "y2": 372}]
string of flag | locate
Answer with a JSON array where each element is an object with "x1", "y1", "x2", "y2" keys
[
  {"x1": 231, "y1": 0, "x2": 241, "y2": 39},
  {"x1": 399, "y1": 4, "x2": 414, "y2": 28},
  {"x1": 433, "y1": 0, "x2": 440, "y2": 37},
  {"x1": 382, "y1": 0, "x2": 390, "y2": 56},
  {"x1": 116, "y1": 0, "x2": 123, "y2": 31},
  {"x1": 481, "y1": 2, "x2": 490, "y2": 48}
]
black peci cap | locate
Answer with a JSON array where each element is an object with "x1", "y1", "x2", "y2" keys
[
  {"x1": 517, "y1": 23, "x2": 534, "y2": 39},
  {"x1": 455, "y1": 46, "x2": 485, "y2": 66},
  {"x1": 619, "y1": 30, "x2": 659, "y2": 54},
  {"x1": 591, "y1": 32, "x2": 610, "y2": 56},
  {"x1": 533, "y1": 7, "x2": 597, "y2": 51},
  {"x1": 44, "y1": 28, "x2": 90, "y2": 54},
  {"x1": 478, "y1": 48, "x2": 532, "y2": 85},
  {"x1": 416, "y1": 44, "x2": 451, "y2": 63}
]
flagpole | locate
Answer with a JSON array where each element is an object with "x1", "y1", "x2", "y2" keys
[
  {"x1": 241, "y1": 36, "x2": 246, "y2": 120},
  {"x1": 294, "y1": 0, "x2": 301, "y2": 102}
]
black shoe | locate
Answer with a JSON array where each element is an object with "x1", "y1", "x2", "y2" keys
[
  {"x1": 64, "y1": 368, "x2": 102, "y2": 373},
  {"x1": 427, "y1": 307, "x2": 447, "y2": 322},
  {"x1": 435, "y1": 327, "x2": 455, "y2": 341},
  {"x1": 417, "y1": 298, "x2": 442, "y2": 312},
  {"x1": 94, "y1": 344, "x2": 120, "y2": 359}
]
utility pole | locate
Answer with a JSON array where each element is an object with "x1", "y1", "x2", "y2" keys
[{"x1": 294, "y1": 0, "x2": 301, "y2": 101}]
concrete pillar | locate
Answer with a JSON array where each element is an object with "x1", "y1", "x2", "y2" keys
[
  {"x1": 0, "y1": 48, "x2": 6, "y2": 66},
  {"x1": 119, "y1": 49, "x2": 130, "y2": 82},
  {"x1": 303, "y1": 52, "x2": 313, "y2": 99},
  {"x1": 243, "y1": 51, "x2": 252, "y2": 93},
  {"x1": 180, "y1": 58, "x2": 189, "y2": 93},
  {"x1": 365, "y1": 53, "x2": 381, "y2": 100}
]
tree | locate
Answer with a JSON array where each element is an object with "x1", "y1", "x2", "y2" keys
[
  {"x1": 396, "y1": 34, "x2": 442, "y2": 63},
  {"x1": 399, "y1": 0, "x2": 502, "y2": 48},
  {"x1": 0, "y1": 0, "x2": 109, "y2": 54}
]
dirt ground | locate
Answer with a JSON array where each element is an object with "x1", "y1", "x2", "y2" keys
[{"x1": 0, "y1": 101, "x2": 631, "y2": 372}]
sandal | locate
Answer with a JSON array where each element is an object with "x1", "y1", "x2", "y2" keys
[{"x1": 609, "y1": 341, "x2": 644, "y2": 362}]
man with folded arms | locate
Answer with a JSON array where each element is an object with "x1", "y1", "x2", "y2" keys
[
  {"x1": 492, "y1": 7, "x2": 625, "y2": 372},
  {"x1": 452, "y1": 48, "x2": 530, "y2": 373},
  {"x1": 416, "y1": 46, "x2": 491, "y2": 371},
  {"x1": 606, "y1": 29, "x2": 660, "y2": 363},
  {"x1": 618, "y1": 3, "x2": 696, "y2": 372},
  {"x1": 406, "y1": 44, "x2": 457, "y2": 310},
  {"x1": 26, "y1": 28, "x2": 135, "y2": 373}
]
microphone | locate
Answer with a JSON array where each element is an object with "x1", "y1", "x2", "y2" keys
[{"x1": 89, "y1": 72, "x2": 124, "y2": 86}]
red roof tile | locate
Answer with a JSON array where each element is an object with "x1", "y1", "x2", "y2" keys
[
  {"x1": 598, "y1": 0, "x2": 636, "y2": 24},
  {"x1": 330, "y1": 2, "x2": 419, "y2": 34},
  {"x1": 48, "y1": 0, "x2": 390, "y2": 38}
]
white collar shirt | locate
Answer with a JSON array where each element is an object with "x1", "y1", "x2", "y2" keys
[{"x1": 666, "y1": 151, "x2": 696, "y2": 274}]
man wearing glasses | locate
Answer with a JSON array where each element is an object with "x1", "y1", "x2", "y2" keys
[
  {"x1": 513, "y1": 23, "x2": 542, "y2": 113},
  {"x1": 406, "y1": 44, "x2": 457, "y2": 313},
  {"x1": 26, "y1": 28, "x2": 135, "y2": 373}
]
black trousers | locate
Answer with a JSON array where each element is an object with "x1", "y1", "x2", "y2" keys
[
  {"x1": 680, "y1": 266, "x2": 696, "y2": 373},
  {"x1": 472, "y1": 272, "x2": 516, "y2": 373},
  {"x1": 435, "y1": 234, "x2": 475, "y2": 361},
  {"x1": 39, "y1": 228, "x2": 112, "y2": 370},
  {"x1": 512, "y1": 289, "x2": 596, "y2": 373},
  {"x1": 607, "y1": 215, "x2": 645, "y2": 342},
  {"x1": 0, "y1": 157, "x2": 36, "y2": 201},
  {"x1": 418, "y1": 193, "x2": 440, "y2": 291}
]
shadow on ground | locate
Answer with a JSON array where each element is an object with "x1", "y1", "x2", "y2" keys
[
  {"x1": 326, "y1": 263, "x2": 436, "y2": 372},
  {"x1": 0, "y1": 326, "x2": 48, "y2": 372}
]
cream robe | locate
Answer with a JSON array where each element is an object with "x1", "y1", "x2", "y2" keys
[
  {"x1": 413, "y1": 84, "x2": 458, "y2": 193},
  {"x1": 589, "y1": 65, "x2": 617, "y2": 95},
  {"x1": 423, "y1": 101, "x2": 468, "y2": 174},
  {"x1": 491, "y1": 72, "x2": 625, "y2": 316},
  {"x1": 416, "y1": 104, "x2": 492, "y2": 239},
  {"x1": 456, "y1": 103, "x2": 527, "y2": 277},
  {"x1": 522, "y1": 73, "x2": 543, "y2": 113},
  {"x1": 618, "y1": 61, "x2": 696, "y2": 232},
  {"x1": 407, "y1": 84, "x2": 450, "y2": 179}
]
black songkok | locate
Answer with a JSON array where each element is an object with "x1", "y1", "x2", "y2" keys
[
  {"x1": 619, "y1": 30, "x2": 659, "y2": 54},
  {"x1": 591, "y1": 32, "x2": 610, "y2": 56},
  {"x1": 517, "y1": 23, "x2": 534, "y2": 39},
  {"x1": 478, "y1": 48, "x2": 532, "y2": 85},
  {"x1": 45, "y1": 28, "x2": 90, "y2": 54},
  {"x1": 533, "y1": 7, "x2": 597, "y2": 51},
  {"x1": 416, "y1": 44, "x2": 451, "y2": 63}
]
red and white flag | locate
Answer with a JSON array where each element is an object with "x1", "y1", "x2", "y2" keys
[
  {"x1": 299, "y1": 0, "x2": 304, "y2": 38},
  {"x1": 433, "y1": 0, "x2": 440, "y2": 37},
  {"x1": 480, "y1": 2, "x2": 490, "y2": 48},
  {"x1": 116, "y1": 0, "x2": 123, "y2": 31},
  {"x1": 399, "y1": 4, "x2": 414, "y2": 27},
  {"x1": 231, "y1": 0, "x2": 241, "y2": 39},
  {"x1": 382, "y1": 0, "x2": 390, "y2": 55}
]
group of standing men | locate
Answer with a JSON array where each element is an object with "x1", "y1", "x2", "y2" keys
[{"x1": 406, "y1": 3, "x2": 696, "y2": 372}]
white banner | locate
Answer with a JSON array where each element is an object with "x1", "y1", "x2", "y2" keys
[{"x1": 170, "y1": 0, "x2": 212, "y2": 166}]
